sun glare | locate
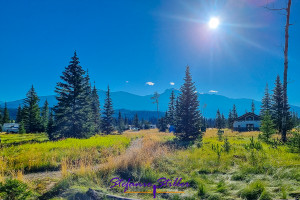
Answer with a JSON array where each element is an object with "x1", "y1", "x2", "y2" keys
[{"x1": 209, "y1": 17, "x2": 220, "y2": 29}]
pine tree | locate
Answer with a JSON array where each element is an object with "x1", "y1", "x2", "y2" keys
[
  {"x1": 117, "y1": 111, "x2": 125, "y2": 134},
  {"x1": 228, "y1": 109, "x2": 234, "y2": 129},
  {"x1": 151, "y1": 92, "x2": 160, "y2": 123},
  {"x1": 167, "y1": 90, "x2": 176, "y2": 125},
  {"x1": 41, "y1": 100, "x2": 49, "y2": 132},
  {"x1": 215, "y1": 109, "x2": 222, "y2": 129},
  {"x1": 221, "y1": 113, "x2": 226, "y2": 128},
  {"x1": 133, "y1": 113, "x2": 139, "y2": 128},
  {"x1": 23, "y1": 86, "x2": 42, "y2": 133},
  {"x1": 2, "y1": 102, "x2": 10, "y2": 124},
  {"x1": 53, "y1": 52, "x2": 95, "y2": 138},
  {"x1": 18, "y1": 120, "x2": 26, "y2": 134},
  {"x1": 124, "y1": 116, "x2": 129, "y2": 129},
  {"x1": 91, "y1": 84, "x2": 101, "y2": 133},
  {"x1": 0, "y1": 106, "x2": 2, "y2": 124},
  {"x1": 271, "y1": 75, "x2": 283, "y2": 133},
  {"x1": 47, "y1": 110, "x2": 56, "y2": 140},
  {"x1": 158, "y1": 112, "x2": 168, "y2": 132},
  {"x1": 101, "y1": 86, "x2": 114, "y2": 134},
  {"x1": 16, "y1": 105, "x2": 23, "y2": 123},
  {"x1": 174, "y1": 97, "x2": 180, "y2": 132},
  {"x1": 232, "y1": 104, "x2": 238, "y2": 120},
  {"x1": 175, "y1": 66, "x2": 201, "y2": 141},
  {"x1": 260, "y1": 111, "x2": 276, "y2": 142},
  {"x1": 260, "y1": 83, "x2": 271, "y2": 116},
  {"x1": 251, "y1": 100, "x2": 255, "y2": 113}
]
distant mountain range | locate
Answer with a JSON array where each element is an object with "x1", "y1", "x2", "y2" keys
[{"x1": 1, "y1": 88, "x2": 300, "y2": 119}]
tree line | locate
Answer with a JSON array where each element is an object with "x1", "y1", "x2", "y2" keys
[{"x1": 1, "y1": 52, "x2": 298, "y2": 143}]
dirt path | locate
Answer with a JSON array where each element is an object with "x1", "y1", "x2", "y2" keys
[{"x1": 22, "y1": 138, "x2": 142, "y2": 181}]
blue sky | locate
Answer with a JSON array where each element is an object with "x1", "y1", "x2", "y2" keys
[{"x1": 0, "y1": 0, "x2": 299, "y2": 106}]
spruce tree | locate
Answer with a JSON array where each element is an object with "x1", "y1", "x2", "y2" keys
[
  {"x1": 175, "y1": 66, "x2": 201, "y2": 141},
  {"x1": 232, "y1": 104, "x2": 238, "y2": 120},
  {"x1": 124, "y1": 116, "x2": 129, "y2": 129},
  {"x1": 53, "y1": 52, "x2": 95, "y2": 138},
  {"x1": 41, "y1": 100, "x2": 49, "y2": 132},
  {"x1": 174, "y1": 97, "x2": 180, "y2": 132},
  {"x1": 2, "y1": 102, "x2": 10, "y2": 124},
  {"x1": 0, "y1": 106, "x2": 2, "y2": 124},
  {"x1": 16, "y1": 105, "x2": 23, "y2": 123},
  {"x1": 158, "y1": 114, "x2": 168, "y2": 132},
  {"x1": 101, "y1": 86, "x2": 114, "y2": 134},
  {"x1": 47, "y1": 110, "x2": 56, "y2": 140},
  {"x1": 91, "y1": 84, "x2": 101, "y2": 133},
  {"x1": 228, "y1": 109, "x2": 234, "y2": 130},
  {"x1": 221, "y1": 113, "x2": 226, "y2": 128},
  {"x1": 167, "y1": 90, "x2": 176, "y2": 125},
  {"x1": 260, "y1": 111, "x2": 276, "y2": 142},
  {"x1": 251, "y1": 100, "x2": 255, "y2": 113},
  {"x1": 18, "y1": 120, "x2": 26, "y2": 134},
  {"x1": 117, "y1": 111, "x2": 125, "y2": 134},
  {"x1": 271, "y1": 75, "x2": 283, "y2": 133},
  {"x1": 133, "y1": 113, "x2": 139, "y2": 128},
  {"x1": 260, "y1": 83, "x2": 271, "y2": 116},
  {"x1": 23, "y1": 86, "x2": 42, "y2": 133},
  {"x1": 215, "y1": 109, "x2": 222, "y2": 129},
  {"x1": 151, "y1": 92, "x2": 160, "y2": 122}
]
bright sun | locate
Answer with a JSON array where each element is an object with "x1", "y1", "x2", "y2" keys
[{"x1": 209, "y1": 17, "x2": 220, "y2": 29}]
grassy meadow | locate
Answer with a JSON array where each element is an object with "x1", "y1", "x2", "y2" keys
[{"x1": 0, "y1": 129, "x2": 300, "y2": 200}]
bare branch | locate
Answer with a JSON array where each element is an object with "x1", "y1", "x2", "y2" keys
[{"x1": 264, "y1": 6, "x2": 287, "y2": 11}]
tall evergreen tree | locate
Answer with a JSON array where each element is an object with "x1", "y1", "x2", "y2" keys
[
  {"x1": 53, "y1": 52, "x2": 95, "y2": 138},
  {"x1": 251, "y1": 100, "x2": 255, "y2": 113},
  {"x1": 175, "y1": 66, "x2": 201, "y2": 141},
  {"x1": 91, "y1": 84, "x2": 101, "y2": 133},
  {"x1": 23, "y1": 86, "x2": 41, "y2": 133},
  {"x1": 260, "y1": 83, "x2": 271, "y2": 116},
  {"x1": 101, "y1": 86, "x2": 114, "y2": 134},
  {"x1": 215, "y1": 109, "x2": 222, "y2": 129},
  {"x1": 271, "y1": 75, "x2": 283, "y2": 133},
  {"x1": 221, "y1": 113, "x2": 226, "y2": 128},
  {"x1": 47, "y1": 110, "x2": 56, "y2": 140},
  {"x1": 117, "y1": 111, "x2": 125, "y2": 134},
  {"x1": 16, "y1": 105, "x2": 23, "y2": 123},
  {"x1": 151, "y1": 92, "x2": 160, "y2": 122},
  {"x1": 133, "y1": 113, "x2": 139, "y2": 128},
  {"x1": 167, "y1": 90, "x2": 176, "y2": 125},
  {"x1": 0, "y1": 106, "x2": 2, "y2": 125},
  {"x1": 174, "y1": 97, "x2": 180, "y2": 130},
  {"x1": 2, "y1": 102, "x2": 10, "y2": 124},
  {"x1": 124, "y1": 116, "x2": 129, "y2": 127},
  {"x1": 18, "y1": 120, "x2": 26, "y2": 134},
  {"x1": 232, "y1": 104, "x2": 238, "y2": 120},
  {"x1": 158, "y1": 112, "x2": 168, "y2": 132},
  {"x1": 228, "y1": 109, "x2": 234, "y2": 129},
  {"x1": 260, "y1": 111, "x2": 276, "y2": 142},
  {"x1": 41, "y1": 100, "x2": 49, "y2": 132}
]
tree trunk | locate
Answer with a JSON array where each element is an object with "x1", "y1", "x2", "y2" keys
[{"x1": 282, "y1": 0, "x2": 292, "y2": 142}]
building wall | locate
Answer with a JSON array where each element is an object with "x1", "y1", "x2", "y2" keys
[{"x1": 233, "y1": 120, "x2": 260, "y2": 132}]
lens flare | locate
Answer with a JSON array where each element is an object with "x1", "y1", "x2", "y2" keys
[{"x1": 209, "y1": 17, "x2": 220, "y2": 29}]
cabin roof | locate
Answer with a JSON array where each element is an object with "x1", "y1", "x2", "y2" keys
[{"x1": 235, "y1": 112, "x2": 261, "y2": 121}]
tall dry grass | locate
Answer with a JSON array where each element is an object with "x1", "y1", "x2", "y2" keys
[{"x1": 102, "y1": 133, "x2": 170, "y2": 175}]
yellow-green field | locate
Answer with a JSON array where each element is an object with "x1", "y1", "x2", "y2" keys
[
  {"x1": 0, "y1": 132, "x2": 49, "y2": 144},
  {"x1": 0, "y1": 129, "x2": 300, "y2": 200}
]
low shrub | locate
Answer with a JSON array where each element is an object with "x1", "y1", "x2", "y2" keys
[
  {"x1": 231, "y1": 172, "x2": 248, "y2": 181},
  {"x1": 0, "y1": 179, "x2": 32, "y2": 200},
  {"x1": 239, "y1": 180, "x2": 266, "y2": 200},
  {"x1": 287, "y1": 130, "x2": 300, "y2": 153}
]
